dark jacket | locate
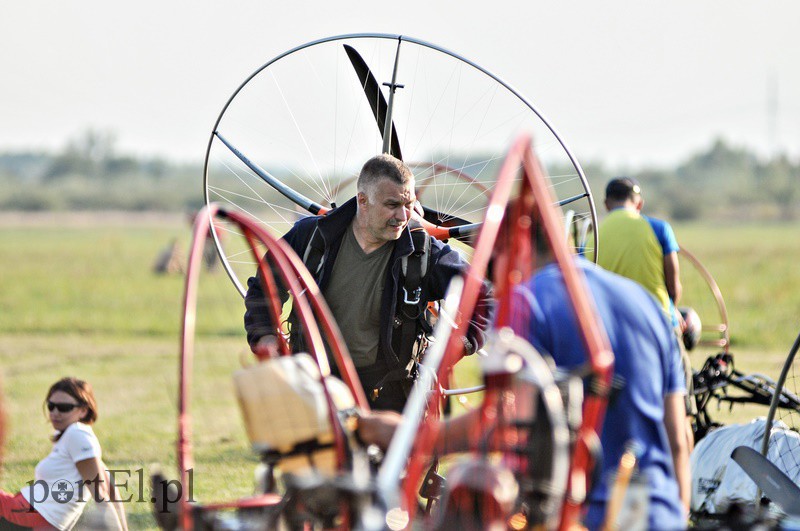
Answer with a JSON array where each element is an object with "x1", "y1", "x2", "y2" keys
[{"x1": 244, "y1": 197, "x2": 492, "y2": 409}]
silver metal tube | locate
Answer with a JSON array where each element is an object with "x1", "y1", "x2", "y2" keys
[
  {"x1": 441, "y1": 384, "x2": 485, "y2": 396},
  {"x1": 215, "y1": 131, "x2": 325, "y2": 215},
  {"x1": 382, "y1": 38, "x2": 402, "y2": 155},
  {"x1": 376, "y1": 276, "x2": 464, "y2": 509}
]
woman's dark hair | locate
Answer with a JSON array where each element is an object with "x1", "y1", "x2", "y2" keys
[{"x1": 44, "y1": 377, "x2": 98, "y2": 425}]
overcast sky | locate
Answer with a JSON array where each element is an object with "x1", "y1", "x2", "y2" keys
[{"x1": 1, "y1": 1, "x2": 798, "y2": 168}]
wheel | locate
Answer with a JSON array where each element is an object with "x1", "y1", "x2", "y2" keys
[
  {"x1": 202, "y1": 33, "x2": 598, "y2": 296},
  {"x1": 677, "y1": 247, "x2": 730, "y2": 354},
  {"x1": 761, "y1": 331, "x2": 800, "y2": 480}
]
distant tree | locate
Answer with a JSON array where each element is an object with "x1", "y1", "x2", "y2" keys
[
  {"x1": 103, "y1": 155, "x2": 139, "y2": 176},
  {"x1": 1, "y1": 133, "x2": 796, "y2": 217},
  {"x1": 141, "y1": 158, "x2": 169, "y2": 179},
  {"x1": 44, "y1": 129, "x2": 118, "y2": 180},
  {"x1": 676, "y1": 138, "x2": 759, "y2": 193},
  {"x1": 760, "y1": 155, "x2": 799, "y2": 219},
  {"x1": 0, "y1": 151, "x2": 50, "y2": 181}
]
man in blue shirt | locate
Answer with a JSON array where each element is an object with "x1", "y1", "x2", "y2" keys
[
  {"x1": 511, "y1": 256, "x2": 690, "y2": 529},
  {"x1": 358, "y1": 256, "x2": 690, "y2": 529},
  {"x1": 357, "y1": 213, "x2": 690, "y2": 528}
]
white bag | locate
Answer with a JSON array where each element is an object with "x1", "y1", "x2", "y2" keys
[{"x1": 691, "y1": 417, "x2": 800, "y2": 516}]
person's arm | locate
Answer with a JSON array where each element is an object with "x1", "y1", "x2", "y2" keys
[
  {"x1": 76, "y1": 457, "x2": 128, "y2": 531},
  {"x1": 434, "y1": 409, "x2": 480, "y2": 454},
  {"x1": 663, "y1": 251, "x2": 681, "y2": 304},
  {"x1": 467, "y1": 278, "x2": 493, "y2": 353},
  {"x1": 357, "y1": 408, "x2": 481, "y2": 454},
  {"x1": 103, "y1": 464, "x2": 128, "y2": 531},
  {"x1": 663, "y1": 392, "x2": 691, "y2": 517},
  {"x1": 356, "y1": 410, "x2": 402, "y2": 450},
  {"x1": 244, "y1": 272, "x2": 281, "y2": 351},
  {"x1": 243, "y1": 221, "x2": 311, "y2": 350}
]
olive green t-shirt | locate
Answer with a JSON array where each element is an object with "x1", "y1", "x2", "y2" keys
[{"x1": 323, "y1": 223, "x2": 393, "y2": 367}]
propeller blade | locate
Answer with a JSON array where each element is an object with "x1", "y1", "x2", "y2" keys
[
  {"x1": 420, "y1": 205, "x2": 472, "y2": 229},
  {"x1": 343, "y1": 44, "x2": 403, "y2": 160},
  {"x1": 420, "y1": 205, "x2": 474, "y2": 244},
  {"x1": 216, "y1": 131, "x2": 482, "y2": 245},
  {"x1": 731, "y1": 445, "x2": 800, "y2": 517}
]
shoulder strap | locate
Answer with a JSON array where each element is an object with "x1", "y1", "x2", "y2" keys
[
  {"x1": 400, "y1": 219, "x2": 431, "y2": 306},
  {"x1": 389, "y1": 220, "x2": 432, "y2": 371},
  {"x1": 301, "y1": 224, "x2": 326, "y2": 278}
]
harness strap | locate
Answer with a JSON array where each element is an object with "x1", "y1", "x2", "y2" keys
[
  {"x1": 370, "y1": 365, "x2": 414, "y2": 400},
  {"x1": 299, "y1": 218, "x2": 433, "y2": 396},
  {"x1": 302, "y1": 225, "x2": 326, "y2": 278},
  {"x1": 392, "y1": 221, "x2": 432, "y2": 377},
  {"x1": 402, "y1": 221, "x2": 430, "y2": 314}
]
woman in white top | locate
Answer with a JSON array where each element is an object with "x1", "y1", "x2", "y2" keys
[{"x1": 0, "y1": 377, "x2": 127, "y2": 530}]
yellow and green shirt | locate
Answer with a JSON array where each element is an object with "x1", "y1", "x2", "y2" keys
[{"x1": 594, "y1": 208, "x2": 679, "y2": 319}]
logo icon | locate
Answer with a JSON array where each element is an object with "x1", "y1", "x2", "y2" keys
[{"x1": 52, "y1": 479, "x2": 75, "y2": 504}]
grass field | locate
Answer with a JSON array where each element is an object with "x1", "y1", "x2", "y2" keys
[
  {"x1": 676, "y1": 222, "x2": 800, "y2": 350},
  {"x1": 1, "y1": 214, "x2": 799, "y2": 528}
]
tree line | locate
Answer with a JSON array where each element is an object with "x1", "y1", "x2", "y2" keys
[
  {"x1": 577, "y1": 139, "x2": 798, "y2": 221},
  {"x1": 1, "y1": 130, "x2": 797, "y2": 221},
  {"x1": 0, "y1": 130, "x2": 202, "y2": 212}
]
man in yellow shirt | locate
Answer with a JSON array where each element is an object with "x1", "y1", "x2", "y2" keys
[
  {"x1": 595, "y1": 177, "x2": 696, "y2": 450},
  {"x1": 595, "y1": 177, "x2": 682, "y2": 327}
]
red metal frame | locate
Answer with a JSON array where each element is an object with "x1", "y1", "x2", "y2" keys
[
  {"x1": 412, "y1": 161, "x2": 490, "y2": 199},
  {"x1": 399, "y1": 134, "x2": 614, "y2": 528},
  {"x1": 179, "y1": 134, "x2": 611, "y2": 529},
  {"x1": 177, "y1": 205, "x2": 369, "y2": 529}
]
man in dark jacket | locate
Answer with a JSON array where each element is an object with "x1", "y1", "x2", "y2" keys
[{"x1": 244, "y1": 154, "x2": 491, "y2": 412}]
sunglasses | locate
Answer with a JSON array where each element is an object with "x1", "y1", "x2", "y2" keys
[{"x1": 47, "y1": 401, "x2": 82, "y2": 413}]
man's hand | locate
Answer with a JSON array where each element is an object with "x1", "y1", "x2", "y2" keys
[
  {"x1": 357, "y1": 410, "x2": 403, "y2": 450},
  {"x1": 252, "y1": 334, "x2": 279, "y2": 358}
]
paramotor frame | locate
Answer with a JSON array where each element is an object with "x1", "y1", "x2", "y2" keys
[
  {"x1": 388, "y1": 133, "x2": 613, "y2": 530},
  {"x1": 202, "y1": 33, "x2": 598, "y2": 297}
]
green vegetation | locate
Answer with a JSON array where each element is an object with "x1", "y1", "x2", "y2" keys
[
  {"x1": 0, "y1": 130, "x2": 204, "y2": 212},
  {"x1": 1, "y1": 131, "x2": 798, "y2": 223},
  {"x1": 675, "y1": 222, "x2": 800, "y2": 349},
  {"x1": 0, "y1": 217, "x2": 799, "y2": 528},
  {"x1": 0, "y1": 217, "x2": 251, "y2": 529},
  {"x1": 572, "y1": 138, "x2": 799, "y2": 222}
]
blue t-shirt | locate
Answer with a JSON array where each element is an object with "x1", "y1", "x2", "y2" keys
[
  {"x1": 644, "y1": 215, "x2": 680, "y2": 256},
  {"x1": 511, "y1": 259, "x2": 686, "y2": 530}
]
